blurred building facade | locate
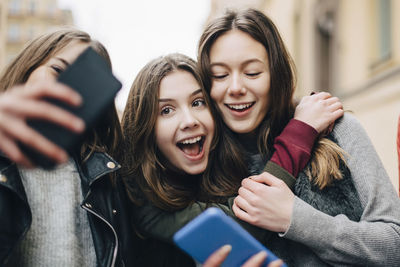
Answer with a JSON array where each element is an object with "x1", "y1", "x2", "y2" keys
[
  {"x1": 208, "y1": 0, "x2": 400, "y2": 190},
  {"x1": 0, "y1": 1, "x2": 6, "y2": 66},
  {"x1": 0, "y1": 0, "x2": 73, "y2": 68}
]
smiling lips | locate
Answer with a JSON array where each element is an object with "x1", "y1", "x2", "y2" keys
[
  {"x1": 225, "y1": 102, "x2": 255, "y2": 115},
  {"x1": 177, "y1": 135, "x2": 205, "y2": 158}
]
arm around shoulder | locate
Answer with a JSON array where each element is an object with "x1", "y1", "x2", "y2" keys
[{"x1": 281, "y1": 113, "x2": 400, "y2": 266}]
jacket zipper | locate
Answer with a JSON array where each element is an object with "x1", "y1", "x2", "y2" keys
[
  {"x1": 79, "y1": 154, "x2": 121, "y2": 267},
  {"x1": 82, "y1": 205, "x2": 119, "y2": 267}
]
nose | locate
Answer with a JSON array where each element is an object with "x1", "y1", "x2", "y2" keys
[
  {"x1": 227, "y1": 73, "x2": 246, "y2": 96},
  {"x1": 180, "y1": 109, "x2": 199, "y2": 130}
]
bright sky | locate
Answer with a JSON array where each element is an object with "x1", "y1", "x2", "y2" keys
[{"x1": 57, "y1": 0, "x2": 210, "y2": 112}]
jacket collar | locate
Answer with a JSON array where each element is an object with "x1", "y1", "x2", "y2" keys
[
  {"x1": 0, "y1": 154, "x2": 27, "y2": 202},
  {"x1": 0, "y1": 151, "x2": 121, "y2": 194},
  {"x1": 75, "y1": 151, "x2": 121, "y2": 186}
]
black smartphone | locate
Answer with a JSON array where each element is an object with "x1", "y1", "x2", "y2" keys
[{"x1": 19, "y1": 47, "x2": 122, "y2": 169}]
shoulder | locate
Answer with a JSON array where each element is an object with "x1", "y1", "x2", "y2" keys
[
  {"x1": 333, "y1": 112, "x2": 363, "y2": 134},
  {"x1": 332, "y1": 113, "x2": 369, "y2": 145},
  {"x1": 330, "y1": 112, "x2": 383, "y2": 167}
]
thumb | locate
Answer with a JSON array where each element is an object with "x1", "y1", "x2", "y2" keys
[
  {"x1": 251, "y1": 172, "x2": 284, "y2": 187},
  {"x1": 203, "y1": 245, "x2": 232, "y2": 267}
]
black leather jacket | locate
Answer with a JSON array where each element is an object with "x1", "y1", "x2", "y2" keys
[{"x1": 0, "y1": 152, "x2": 140, "y2": 267}]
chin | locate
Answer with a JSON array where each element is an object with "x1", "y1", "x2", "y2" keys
[
  {"x1": 231, "y1": 127, "x2": 252, "y2": 134},
  {"x1": 185, "y1": 164, "x2": 207, "y2": 175}
]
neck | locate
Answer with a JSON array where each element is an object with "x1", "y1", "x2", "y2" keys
[
  {"x1": 234, "y1": 130, "x2": 259, "y2": 154},
  {"x1": 164, "y1": 166, "x2": 201, "y2": 189}
]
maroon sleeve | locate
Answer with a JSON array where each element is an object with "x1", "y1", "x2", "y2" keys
[{"x1": 270, "y1": 119, "x2": 319, "y2": 177}]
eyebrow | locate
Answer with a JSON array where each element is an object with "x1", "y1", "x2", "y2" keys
[
  {"x1": 55, "y1": 57, "x2": 70, "y2": 67},
  {"x1": 210, "y1": 58, "x2": 264, "y2": 68},
  {"x1": 158, "y1": 88, "x2": 203, "y2": 102}
]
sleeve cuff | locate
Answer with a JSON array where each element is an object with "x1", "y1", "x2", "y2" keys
[
  {"x1": 282, "y1": 119, "x2": 319, "y2": 152},
  {"x1": 263, "y1": 161, "x2": 296, "y2": 190}
]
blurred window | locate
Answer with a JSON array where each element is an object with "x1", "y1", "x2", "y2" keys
[
  {"x1": 28, "y1": 0, "x2": 37, "y2": 15},
  {"x1": 47, "y1": 3, "x2": 56, "y2": 16},
  {"x1": 377, "y1": 0, "x2": 391, "y2": 61},
  {"x1": 9, "y1": 0, "x2": 22, "y2": 14},
  {"x1": 27, "y1": 26, "x2": 35, "y2": 40},
  {"x1": 8, "y1": 24, "x2": 20, "y2": 42}
]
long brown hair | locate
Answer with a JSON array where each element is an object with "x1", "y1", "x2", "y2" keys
[
  {"x1": 0, "y1": 27, "x2": 122, "y2": 161},
  {"x1": 198, "y1": 8, "x2": 345, "y2": 189},
  {"x1": 121, "y1": 53, "x2": 247, "y2": 211}
]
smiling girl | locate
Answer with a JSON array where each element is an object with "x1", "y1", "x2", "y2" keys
[
  {"x1": 121, "y1": 52, "x2": 344, "y2": 266},
  {"x1": 197, "y1": 8, "x2": 400, "y2": 266}
]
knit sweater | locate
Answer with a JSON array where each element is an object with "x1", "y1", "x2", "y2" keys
[
  {"x1": 274, "y1": 113, "x2": 400, "y2": 266},
  {"x1": 6, "y1": 159, "x2": 96, "y2": 267}
]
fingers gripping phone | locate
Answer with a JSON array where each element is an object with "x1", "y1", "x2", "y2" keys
[
  {"x1": 18, "y1": 47, "x2": 122, "y2": 169},
  {"x1": 173, "y1": 207, "x2": 287, "y2": 267}
]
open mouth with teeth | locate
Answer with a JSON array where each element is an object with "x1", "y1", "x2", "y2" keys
[
  {"x1": 225, "y1": 102, "x2": 255, "y2": 112},
  {"x1": 177, "y1": 136, "x2": 205, "y2": 156}
]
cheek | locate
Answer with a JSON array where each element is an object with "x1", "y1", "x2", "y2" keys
[
  {"x1": 203, "y1": 111, "x2": 215, "y2": 136},
  {"x1": 258, "y1": 85, "x2": 271, "y2": 116},
  {"x1": 210, "y1": 83, "x2": 223, "y2": 102},
  {"x1": 155, "y1": 119, "x2": 169, "y2": 148},
  {"x1": 254, "y1": 77, "x2": 271, "y2": 101},
  {"x1": 26, "y1": 67, "x2": 54, "y2": 86}
]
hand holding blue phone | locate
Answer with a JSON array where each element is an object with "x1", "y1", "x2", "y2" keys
[{"x1": 173, "y1": 207, "x2": 287, "y2": 267}]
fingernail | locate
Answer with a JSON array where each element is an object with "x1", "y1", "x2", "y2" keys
[
  {"x1": 58, "y1": 151, "x2": 68, "y2": 163},
  {"x1": 255, "y1": 251, "x2": 267, "y2": 260},
  {"x1": 74, "y1": 94, "x2": 83, "y2": 105},
  {"x1": 74, "y1": 119, "x2": 85, "y2": 132},
  {"x1": 218, "y1": 245, "x2": 232, "y2": 256}
]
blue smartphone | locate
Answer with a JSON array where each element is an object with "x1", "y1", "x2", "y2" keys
[{"x1": 173, "y1": 207, "x2": 286, "y2": 267}]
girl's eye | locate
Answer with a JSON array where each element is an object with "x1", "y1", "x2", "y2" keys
[
  {"x1": 160, "y1": 106, "x2": 173, "y2": 116},
  {"x1": 246, "y1": 72, "x2": 261, "y2": 77},
  {"x1": 51, "y1": 65, "x2": 64, "y2": 74},
  {"x1": 211, "y1": 74, "x2": 228, "y2": 80},
  {"x1": 193, "y1": 98, "x2": 206, "y2": 108}
]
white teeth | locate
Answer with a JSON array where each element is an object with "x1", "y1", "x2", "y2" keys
[
  {"x1": 227, "y1": 103, "x2": 252, "y2": 110},
  {"x1": 180, "y1": 136, "x2": 201, "y2": 145}
]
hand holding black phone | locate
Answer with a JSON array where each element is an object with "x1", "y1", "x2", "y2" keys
[{"x1": 19, "y1": 47, "x2": 122, "y2": 169}]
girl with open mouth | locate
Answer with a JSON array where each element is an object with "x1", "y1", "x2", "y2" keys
[{"x1": 120, "y1": 50, "x2": 345, "y2": 266}]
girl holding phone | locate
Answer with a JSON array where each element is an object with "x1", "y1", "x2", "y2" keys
[
  {"x1": 197, "y1": 8, "x2": 400, "y2": 266},
  {"x1": 0, "y1": 28, "x2": 139, "y2": 266},
  {"x1": 120, "y1": 53, "x2": 342, "y2": 266}
]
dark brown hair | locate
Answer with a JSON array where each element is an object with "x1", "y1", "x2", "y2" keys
[
  {"x1": 121, "y1": 53, "x2": 247, "y2": 211},
  {"x1": 198, "y1": 9, "x2": 345, "y2": 188}
]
